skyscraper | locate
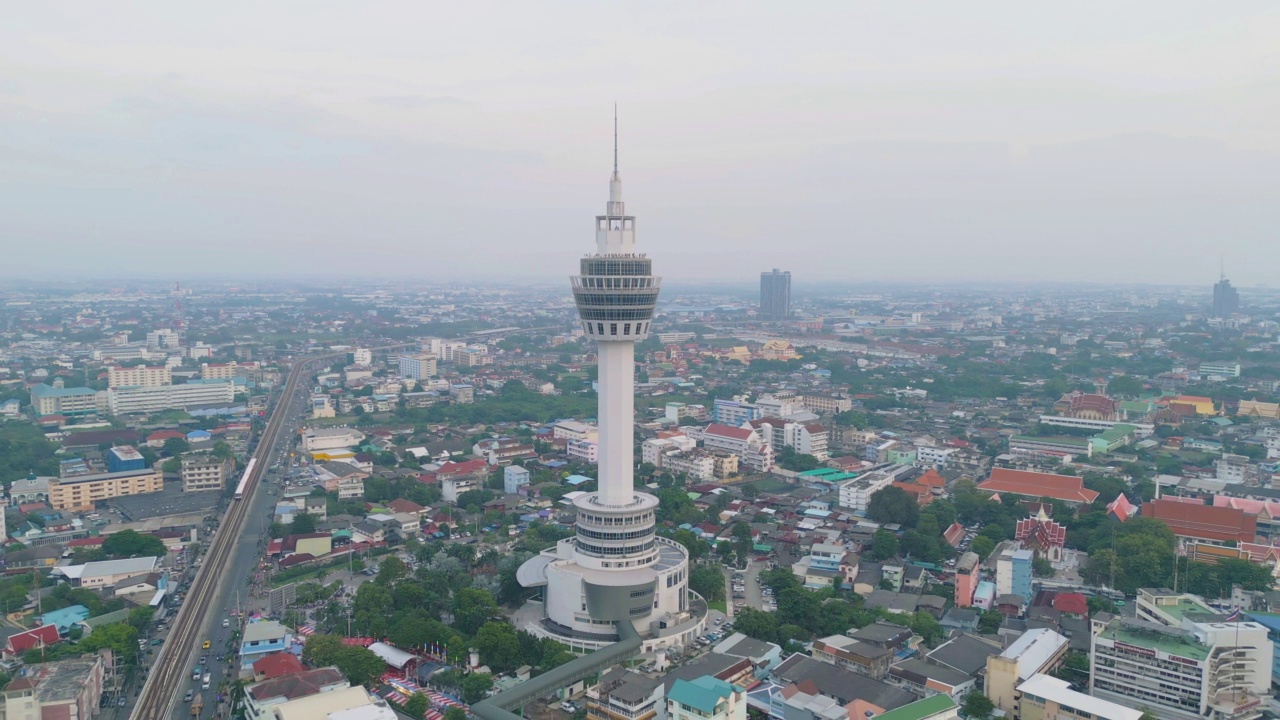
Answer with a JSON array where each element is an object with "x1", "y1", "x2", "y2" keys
[
  {"x1": 518, "y1": 121, "x2": 701, "y2": 652},
  {"x1": 760, "y1": 268, "x2": 791, "y2": 320},
  {"x1": 1212, "y1": 275, "x2": 1239, "y2": 318}
]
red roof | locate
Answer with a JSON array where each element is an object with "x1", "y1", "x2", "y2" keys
[
  {"x1": 1107, "y1": 494, "x2": 1137, "y2": 521},
  {"x1": 253, "y1": 652, "x2": 306, "y2": 679},
  {"x1": 705, "y1": 423, "x2": 752, "y2": 440},
  {"x1": 147, "y1": 429, "x2": 186, "y2": 442},
  {"x1": 977, "y1": 468, "x2": 1100, "y2": 504},
  {"x1": 19, "y1": 502, "x2": 50, "y2": 514},
  {"x1": 914, "y1": 469, "x2": 946, "y2": 489},
  {"x1": 1142, "y1": 499, "x2": 1256, "y2": 544},
  {"x1": 942, "y1": 522, "x2": 966, "y2": 548},
  {"x1": 1053, "y1": 592, "x2": 1089, "y2": 616},
  {"x1": 435, "y1": 459, "x2": 489, "y2": 476},
  {"x1": 5, "y1": 625, "x2": 60, "y2": 655},
  {"x1": 66, "y1": 537, "x2": 105, "y2": 548},
  {"x1": 387, "y1": 498, "x2": 426, "y2": 514},
  {"x1": 1016, "y1": 516, "x2": 1067, "y2": 548}
]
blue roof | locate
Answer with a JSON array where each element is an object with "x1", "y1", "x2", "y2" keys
[
  {"x1": 40, "y1": 604, "x2": 91, "y2": 632},
  {"x1": 565, "y1": 474, "x2": 592, "y2": 485},
  {"x1": 668, "y1": 677, "x2": 737, "y2": 714},
  {"x1": 1246, "y1": 612, "x2": 1280, "y2": 632},
  {"x1": 187, "y1": 430, "x2": 212, "y2": 439}
]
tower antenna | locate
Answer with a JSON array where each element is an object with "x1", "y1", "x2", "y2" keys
[
  {"x1": 613, "y1": 103, "x2": 618, "y2": 173},
  {"x1": 1220, "y1": 254, "x2": 1225, "y2": 282}
]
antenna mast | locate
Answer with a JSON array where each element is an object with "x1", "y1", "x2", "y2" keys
[{"x1": 613, "y1": 103, "x2": 618, "y2": 173}]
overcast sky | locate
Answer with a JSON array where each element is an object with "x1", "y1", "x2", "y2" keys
[{"x1": 2, "y1": 2, "x2": 1278, "y2": 286}]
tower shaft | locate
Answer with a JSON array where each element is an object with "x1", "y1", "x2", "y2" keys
[{"x1": 596, "y1": 341, "x2": 635, "y2": 505}]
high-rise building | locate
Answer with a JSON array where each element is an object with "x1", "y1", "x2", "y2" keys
[
  {"x1": 1213, "y1": 276, "x2": 1240, "y2": 318},
  {"x1": 518, "y1": 122, "x2": 701, "y2": 652},
  {"x1": 759, "y1": 268, "x2": 791, "y2": 320},
  {"x1": 398, "y1": 354, "x2": 438, "y2": 380}
]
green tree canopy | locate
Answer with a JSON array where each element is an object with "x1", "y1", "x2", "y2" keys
[
  {"x1": 102, "y1": 530, "x2": 167, "y2": 558},
  {"x1": 866, "y1": 486, "x2": 921, "y2": 528}
]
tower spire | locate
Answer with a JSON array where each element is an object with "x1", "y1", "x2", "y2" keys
[{"x1": 613, "y1": 103, "x2": 618, "y2": 174}]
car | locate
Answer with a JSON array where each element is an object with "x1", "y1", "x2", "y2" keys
[
  {"x1": 184, "y1": 691, "x2": 194, "y2": 703},
  {"x1": 222, "y1": 618, "x2": 230, "y2": 628},
  {"x1": 714, "y1": 617, "x2": 723, "y2": 625},
  {"x1": 202, "y1": 640, "x2": 211, "y2": 649},
  {"x1": 560, "y1": 702, "x2": 577, "y2": 713},
  {"x1": 118, "y1": 697, "x2": 127, "y2": 707}
]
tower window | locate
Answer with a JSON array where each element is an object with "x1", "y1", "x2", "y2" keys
[
  {"x1": 610, "y1": 323, "x2": 617, "y2": 335},
  {"x1": 623, "y1": 323, "x2": 631, "y2": 335},
  {"x1": 597, "y1": 323, "x2": 605, "y2": 335}
]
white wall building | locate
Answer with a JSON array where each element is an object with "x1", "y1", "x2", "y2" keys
[
  {"x1": 917, "y1": 445, "x2": 958, "y2": 468},
  {"x1": 107, "y1": 364, "x2": 171, "y2": 388},
  {"x1": 353, "y1": 348, "x2": 372, "y2": 366},
  {"x1": 398, "y1": 354, "x2": 438, "y2": 380},
  {"x1": 300, "y1": 428, "x2": 366, "y2": 452},
  {"x1": 107, "y1": 379, "x2": 234, "y2": 415},
  {"x1": 837, "y1": 464, "x2": 916, "y2": 513},
  {"x1": 567, "y1": 438, "x2": 599, "y2": 464}
]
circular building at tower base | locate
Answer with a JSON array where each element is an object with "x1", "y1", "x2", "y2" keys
[{"x1": 516, "y1": 534, "x2": 708, "y2": 654}]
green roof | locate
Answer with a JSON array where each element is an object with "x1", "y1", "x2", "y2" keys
[
  {"x1": 1101, "y1": 622, "x2": 1209, "y2": 661},
  {"x1": 668, "y1": 677, "x2": 736, "y2": 714},
  {"x1": 1119, "y1": 400, "x2": 1154, "y2": 412},
  {"x1": 797, "y1": 468, "x2": 842, "y2": 477},
  {"x1": 1095, "y1": 424, "x2": 1137, "y2": 442},
  {"x1": 29, "y1": 383, "x2": 96, "y2": 398},
  {"x1": 872, "y1": 695, "x2": 957, "y2": 720},
  {"x1": 82, "y1": 608, "x2": 131, "y2": 629}
]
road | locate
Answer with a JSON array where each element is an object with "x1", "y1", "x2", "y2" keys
[{"x1": 130, "y1": 357, "x2": 317, "y2": 720}]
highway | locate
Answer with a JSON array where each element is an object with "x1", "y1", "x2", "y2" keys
[{"x1": 131, "y1": 356, "x2": 319, "y2": 720}]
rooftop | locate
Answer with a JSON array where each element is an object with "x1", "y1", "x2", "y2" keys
[
  {"x1": 871, "y1": 695, "x2": 958, "y2": 720},
  {"x1": 1100, "y1": 621, "x2": 1209, "y2": 661},
  {"x1": 668, "y1": 676, "x2": 737, "y2": 714},
  {"x1": 1016, "y1": 673, "x2": 1142, "y2": 720}
]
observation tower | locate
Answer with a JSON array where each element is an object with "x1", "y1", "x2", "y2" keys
[{"x1": 517, "y1": 118, "x2": 704, "y2": 652}]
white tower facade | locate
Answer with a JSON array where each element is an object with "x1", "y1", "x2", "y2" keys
[{"x1": 517, "y1": 122, "x2": 703, "y2": 652}]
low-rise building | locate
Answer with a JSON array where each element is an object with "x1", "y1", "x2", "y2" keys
[
  {"x1": 0, "y1": 654, "x2": 108, "y2": 720},
  {"x1": 107, "y1": 364, "x2": 171, "y2": 388},
  {"x1": 985, "y1": 628, "x2": 1069, "y2": 715},
  {"x1": 244, "y1": 667, "x2": 349, "y2": 720},
  {"x1": 667, "y1": 676, "x2": 745, "y2": 720},
  {"x1": 47, "y1": 467, "x2": 165, "y2": 512},
  {"x1": 587, "y1": 668, "x2": 663, "y2": 720},
  {"x1": 107, "y1": 379, "x2": 236, "y2": 415},
  {"x1": 1016, "y1": 673, "x2": 1141, "y2": 720},
  {"x1": 181, "y1": 454, "x2": 231, "y2": 493},
  {"x1": 54, "y1": 557, "x2": 158, "y2": 589},
  {"x1": 30, "y1": 384, "x2": 102, "y2": 416},
  {"x1": 240, "y1": 621, "x2": 293, "y2": 673}
]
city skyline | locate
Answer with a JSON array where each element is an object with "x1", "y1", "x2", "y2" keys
[{"x1": 3, "y1": 3, "x2": 1279, "y2": 284}]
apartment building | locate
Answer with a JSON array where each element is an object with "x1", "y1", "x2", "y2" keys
[
  {"x1": 107, "y1": 364, "x2": 171, "y2": 388},
  {"x1": 916, "y1": 446, "x2": 958, "y2": 468},
  {"x1": 181, "y1": 454, "x2": 231, "y2": 493},
  {"x1": 398, "y1": 354, "x2": 438, "y2": 380},
  {"x1": 146, "y1": 328, "x2": 180, "y2": 349},
  {"x1": 1091, "y1": 618, "x2": 1272, "y2": 720},
  {"x1": 711, "y1": 399, "x2": 761, "y2": 427},
  {"x1": 201, "y1": 361, "x2": 251, "y2": 380},
  {"x1": 30, "y1": 384, "x2": 102, "y2": 416},
  {"x1": 425, "y1": 338, "x2": 468, "y2": 363},
  {"x1": 798, "y1": 393, "x2": 852, "y2": 415},
  {"x1": 107, "y1": 379, "x2": 235, "y2": 415},
  {"x1": 642, "y1": 434, "x2": 697, "y2": 467},
  {"x1": 353, "y1": 348, "x2": 373, "y2": 366},
  {"x1": 459, "y1": 347, "x2": 493, "y2": 367},
  {"x1": 567, "y1": 438, "x2": 600, "y2": 464},
  {"x1": 954, "y1": 552, "x2": 980, "y2": 608},
  {"x1": 996, "y1": 548, "x2": 1033, "y2": 607},
  {"x1": 712, "y1": 453, "x2": 739, "y2": 479},
  {"x1": 664, "y1": 452, "x2": 716, "y2": 483},
  {"x1": 785, "y1": 422, "x2": 829, "y2": 461},
  {"x1": 450, "y1": 384, "x2": 475, "y2": 403},
  {"x1": 504, "y1": 465, "x2": 531, "y2": 494},
  {"x1": 48, "y1": 467, "x2": 165, "y2": 512}
]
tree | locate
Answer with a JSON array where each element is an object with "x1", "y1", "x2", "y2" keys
[
  {"x1": 690, "y1": 566, "x2": 726, "y2": 602},
  {"x1": 970, "y1": 535, "x2": 996, "y2": 561},
  {"x1": 162, "y1": 456, "x2": 182, "y2": 474},
  {"x1": 475, "y1": 621, "x2": 522, "y2": 673},
  {"x1": 444, "y1": 708, "x2": 467, "y2": 720},
  {"x1": 868, "y1": 530, "x2": 900, "y2": 562},
  {"x1": 908, "y1": 611, "x2": 944, "y2": 646},
  {"x1": 866, "y1": 486, "x2": 920, "y2": 528},
  {"x1": 80, "y1": 623, "x2": 140, "y2": 664},
  {"x1": 460, "y1": 673, "x2": 494, "y2": 704},
  {"x1": 1107, "y1": 375, "x2": 1144, "y2": 398},
  {"x1": 404, "y1": 693, "x2": 430, "y2": 718},
  {"x1": 303, "y1": 634, "x2": 345, "y2": 666},
  {"x1": 452, "y1": 588, "x2": 500, "y2": 636},
  {"x1": 961, "y1": 690, "x2": 994, "y2": 719},
  {"x1": 1032, "y1": 555, "x2": 1055, "y2": 578},
  {"x1": 211, "y1": 441, "x2": 234, "y2": 461},
  {"x1": 291, "y1": 512, "x2": 318, "y2": 534},
  {"x1": 373, "y1": 556, "x2": 407, "y2": 584},
  {"x1": 334, "y1": 646, "x2": 387, "y2": 686},
  {"x1": 162, "y1": 437, "x2": 190, "y2": 456},
  {"x1": 102, "y1": 530, "x2": 167, "y2": 558}
]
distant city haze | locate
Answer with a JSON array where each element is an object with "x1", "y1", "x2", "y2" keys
[{"x1": 2, "y1": 2, "x2": 1278, "y2": 285}]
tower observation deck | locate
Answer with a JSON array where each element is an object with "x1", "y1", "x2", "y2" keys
[{"x1": 517, "y1": 119, "x2": 702, "y2": 652}]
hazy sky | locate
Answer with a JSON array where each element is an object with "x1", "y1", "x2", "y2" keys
[{"x1": 2, "y1": 3, "x2": 1278, "y2": 285}]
